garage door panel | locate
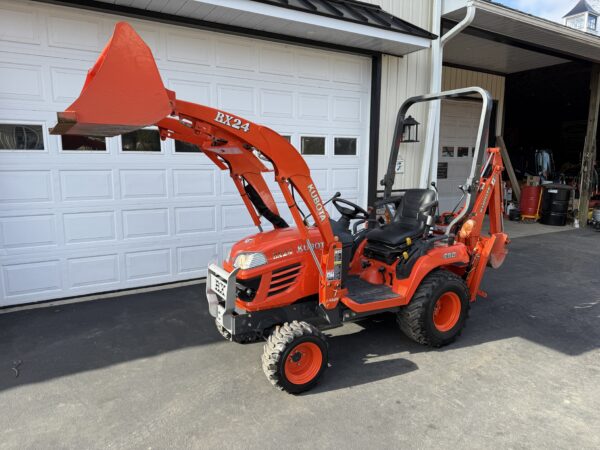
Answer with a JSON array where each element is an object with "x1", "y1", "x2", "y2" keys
[
  {"x1": 67, "y1": 254, "x2": 119, "y2": 288},
  {"x1": 0, "y1": 1, "x2": 370, "y2": 304},
  {"x1": 0, "y1": 214, "x2": 56, "y2": 249},
  {"x1": 172, "y1": 169, "x2": 215, "y2": 197},
  {"x1": 174, "y1": 206, "x2": 216, "y2": 235},
  {"x1": 120, "y1": 170, "x2": 168, "y2": 199},
  {"x1": 122, "y1": 208, "x2": 169, "y2": 239},
  {"x1": 0, "y1": 3, "x2": 40, "y2": 46},
  {"x1": 63, "y1": 211, "x2": 116, "y2": 244},
  {"x1": 60, "y1": 170, "x2": 114, "y2": 201},
  {"x1": 3, "y1": 259, "x2": 62, "y2": 298},
  {"x1": 0, "y1": 170, "x2": 53, "y2": 203}
]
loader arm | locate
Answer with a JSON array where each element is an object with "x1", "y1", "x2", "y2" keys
[{"x1": 50, "y1": 22, "x2": 344, "y2": 308}]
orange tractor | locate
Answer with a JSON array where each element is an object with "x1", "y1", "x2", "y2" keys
[{"x1": 52, "y1": 23, "x2": 509, "y2": 394}]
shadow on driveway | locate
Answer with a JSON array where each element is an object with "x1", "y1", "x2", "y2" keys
[{"x1": 1, "y1": 229, "x2": 598, "y2": 393}]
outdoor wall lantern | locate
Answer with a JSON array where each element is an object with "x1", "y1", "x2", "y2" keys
[{"x1": 402, "y1": 115, "x2": 420, "y2": 143}]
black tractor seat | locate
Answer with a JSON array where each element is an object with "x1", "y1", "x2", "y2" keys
[{"x1": 364, "y1": 189, "x2": 437, "y2": 263}]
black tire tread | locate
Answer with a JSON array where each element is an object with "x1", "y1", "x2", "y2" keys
[
  {"x1": 398, "y1": 269, "x2": 470, "y2": 347},
  {"x1": 261, "y1": 320, "x2": 326, "y2": 393}
]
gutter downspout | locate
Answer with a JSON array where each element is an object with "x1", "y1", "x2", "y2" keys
[{"x1": 419, "y1": 0, "x2": 476, "y2": 188}]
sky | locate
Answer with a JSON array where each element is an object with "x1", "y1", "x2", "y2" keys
[{"x1": 494, "y1": 0, "x2": 574, "y2": 23}]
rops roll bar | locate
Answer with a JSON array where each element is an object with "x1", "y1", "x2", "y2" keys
[{"x1": 381, "y1": 87, "x2": 493, "y2": 234}]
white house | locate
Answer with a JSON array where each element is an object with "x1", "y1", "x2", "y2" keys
[
  {"x1": 2, "y1": 0, "x2": 600, "y2": 307},
  {"x1": 564, "y1": 0, "x2": 600, "y2": 35}
]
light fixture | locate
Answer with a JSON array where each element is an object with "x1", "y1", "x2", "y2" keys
[{"x1": 402, "y1": 115, "x2": 420, "y2": 143}]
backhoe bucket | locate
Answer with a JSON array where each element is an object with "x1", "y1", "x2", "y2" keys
[{"x1": 51, "y1": 22, "x2": 173, "y2": 137}]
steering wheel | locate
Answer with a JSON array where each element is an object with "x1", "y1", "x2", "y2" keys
[{"x1": 332, "y1": 197, "x2": 369, "y2": 221}]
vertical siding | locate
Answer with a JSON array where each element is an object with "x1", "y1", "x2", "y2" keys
[
  {"x1": 363, "y1": 0, "x2": 434, "y2": 190},
  {"x1": 442, "y1": 66, "x2": 506, "y2": 135}
]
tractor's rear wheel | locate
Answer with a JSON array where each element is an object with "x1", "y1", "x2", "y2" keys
[
  {"x1": 397, "y1": 270, "x2": 470, "y2": 347},
  {"x1": 262, "y1": 321, "x2": 328, "y2": 394}
]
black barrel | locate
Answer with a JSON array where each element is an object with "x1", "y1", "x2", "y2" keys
[{"x1": 540, "y1": 184, "x2": 572, "y2": 226}]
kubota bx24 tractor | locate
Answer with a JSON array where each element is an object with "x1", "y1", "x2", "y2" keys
[{"x1": 52, "y1": 23, "x2": 509, "y2": 394}]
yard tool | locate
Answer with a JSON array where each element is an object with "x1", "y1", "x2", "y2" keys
[{"x1": 51, "y1": 22, "x2": 509, "y2": 394}]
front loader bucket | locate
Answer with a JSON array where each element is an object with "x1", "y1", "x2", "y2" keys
[{"x1": 51, "y1": 22, "x2": 173, "y2": 137}]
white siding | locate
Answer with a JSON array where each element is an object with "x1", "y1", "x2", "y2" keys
[
  {"x1": 364, "y1": 0, "x2": 434, "y2": 190},
  {"x1": 442, "y1": 66, "x2": 506, "y2": 135}
]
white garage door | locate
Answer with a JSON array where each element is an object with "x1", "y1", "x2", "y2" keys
[
  {"x1": 0, "y1": 1, "x2": 371, "y2": 306},
  {"x1": 437, "y1": 99, "x2": 481, "y2": 213}
]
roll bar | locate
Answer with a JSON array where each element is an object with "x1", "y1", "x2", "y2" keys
[{"x1": 381, "y1": 87, "x2": 493, "y2": 233}]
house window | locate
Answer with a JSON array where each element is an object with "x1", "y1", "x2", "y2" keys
[
  {"x1": 61, "y1": 135, "x2": 106, "y2": 151},
  {"x1": 122, "y1": 129, "x2": 161, "y2": 151},
  {"x1": 457, "y1": 147, "x2": 470, "y2": 157},
  {"x1": 589, "y1": 14, "x2": 597, "y2": 31},
  {"x1": 437, "y1": 162, "x2": 448, "y2": 179},
  {"x1": 174, "y1": 140, "x2": 201, "y2": 153},
  {"x1": 442, "y1": 146, "x2": 455, "y2": 158},
  {"x1": 334, "y1": 137, "x2": 357, "y2": 155},
  {"x1": 0, "y1": 124, "x2": 44, "y2": 150},
  {"x1": 567, "y1": 15, "x2": 585, "y2": 30},
  {"x1": 300, "y1": 136, "x2": 325, "y2": 155}
]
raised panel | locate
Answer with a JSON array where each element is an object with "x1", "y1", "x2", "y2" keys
[
  {"x1": 50, "y1": 68, "x2": 87, "y2": 103},
  {"x1": 332, "y1": 168, "x2": 359, "y2": 190},
  {"x1": 168, "y1": 79, "x2": 211, "y2": 105},
  {"x1": 0, "y1": 171, "x2": 51, "y2": 203},
  {"x1": 217, "y1": 85, "x2": 254, "y2": 116},
  {"x1": 220, "y1": 173, "x2": 238, "y2": 195},
  {"x1": 216, "y1": 40, "x2": 256, "y2": 71},
  {"x1": 333, "y1": 97, "x2": 361, "y2": 122},
  {"x1": 63, "y1": 211, "x2": 115, "y2": 243},
  {"x1": 260, "y1": 89, "x2": 293, "y2": 118},
  {"x1": 298, "y1": 93, "x2": 329, "y2": 120},
  {"x1": 259, "y1": 47, "x2": 293, "y2": 76},
  {"x1": 0, "y1": 6, "x2": 39, "y2": 44},
  {"x1": 333, "y1": 58, "x2": 363, "y2": 85},
  {"x1": 175, "y1": 206, "x2": 216, "y2": 234},
  {"x1": 67, "y1": 254, "x2": 119, "y2": 288},
  {"x1": 60, "y1": 170, "x2": 113, "y2": 201},
  {"x1": 0, "y1": 215, "x2": 55, "y2": 248},
  {"x1": 166, "y1": 32, "x2": 211, "y2": 65},
  {"x1": 123, "y1": 208, "x2": 169, "y2": 239},
  {"x1": 173, "y1": 169, "x2": 215, "y2": 197},
  {"x1": 310, "y1": 169, "x2": 329, "y2": 192},
  {"x1": 125, "y1": 249, "x2": 170, "y2": 280},
  {"x1": 0, "y1": 62, "x2": 43, "y2": 101},
  {"x1": 297, "y1": 52, "x2": 330, "y2": 80},
  {"x1": 177, "y1": 244, "x2": 217, "y2": 273},
  {"x1": 2, "y1": 260, "x2": 61, "y2": 297},
  {"x1": 47, "y1": 15, "x2": 100, "y2": 51},
  {"x1": 120, "y1": 170, "x2": 167, "y2": 199},
  {"x1": 222, "y1": 204, "x2": 255, "y2": 230}
]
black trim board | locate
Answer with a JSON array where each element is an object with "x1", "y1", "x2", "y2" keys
[
  {"x1": 368, "y1": 54, "x2": 383, "y2": 207},
  {"x1": 36, "y1": 0, "x2": 382, "y2": 57},
  {"x1": 442, "y1": 18, "x2": 581, "y2": 64}
]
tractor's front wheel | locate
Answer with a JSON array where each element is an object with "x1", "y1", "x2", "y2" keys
[
  {"x1": 397, "y1": 269, "x2": 470, "y2": 347},
  {"x1": 262, "y1": 321, "x2": 328, "y2": 394}
]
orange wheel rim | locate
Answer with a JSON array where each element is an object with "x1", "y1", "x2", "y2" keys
[
  {"x1": 433, "y1": 292, "x2": 461, "y2": 332},
  {"x1": 284, "y1": 342, "x2": 322, "y2": 385}
]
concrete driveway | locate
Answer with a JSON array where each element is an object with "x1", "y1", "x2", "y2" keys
[{"x1": 1, "y1": 229, "x2": 599, "y2": 449}]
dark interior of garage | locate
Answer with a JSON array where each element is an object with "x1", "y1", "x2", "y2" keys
[{"x1": 502, "y1": 61, "x2": 598, "y2": 183}]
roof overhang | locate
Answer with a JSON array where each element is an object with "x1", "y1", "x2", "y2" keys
[
  {"x1": 88, "y1": 0, "x2": 433, "y2": 57},
  {"x1": 442, "y1": 0, "x2": 600, "y2": 74}
]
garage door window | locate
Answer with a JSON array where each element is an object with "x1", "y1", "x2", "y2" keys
[
  {"x1": 122, "y1": 129, "x2": 161, "y2": 152},
  {"x1": 61, "y1": 135, "x2": 106, "y2": 151},
  {"x1": 174, "y1": 140, "x2": 200, "y2": 153},
  {"x1": 334, "y1": 137, "x2": 357, "y2": 156},
  {"x1": 301, "y1": 136, "x2": 325, "y2": 155},
  {"x1": 0, "y1": 124, "x2": 44, "y2": 150}
]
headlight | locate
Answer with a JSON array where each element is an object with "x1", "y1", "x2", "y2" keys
[{"x1": 233, "y1": 252, "x2": 267, "y2": 270}]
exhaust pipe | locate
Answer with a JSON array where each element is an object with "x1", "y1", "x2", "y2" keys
[{"x1": 51, "y1": 22, "x2": 174, "y2": 137}]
